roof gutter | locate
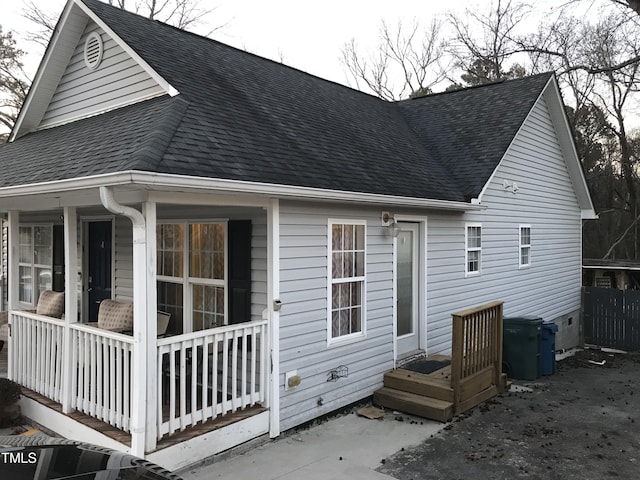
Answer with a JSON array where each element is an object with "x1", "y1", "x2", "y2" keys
[{"x1": 0, "y1": 170, "x2": 485, "y2": 212}]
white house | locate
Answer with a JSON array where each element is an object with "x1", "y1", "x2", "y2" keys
[{"x1": 0, "y1": 0, "x2": 595, "y2": 470}]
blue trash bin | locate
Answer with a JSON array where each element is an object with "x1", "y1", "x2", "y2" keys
[{"x1": 540, "y1": 322, "x2": 558, "y2": 375}]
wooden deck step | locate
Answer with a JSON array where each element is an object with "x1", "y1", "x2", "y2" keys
[
  {"x1": 384, "y1": 369, "x2": 454, "y2": 402},
  {"x1": 373, "y1": 387, "x2": 453, "y2": 423}
]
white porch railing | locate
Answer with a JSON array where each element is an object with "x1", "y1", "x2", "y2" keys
[
  {"x1": 69, "y1": 324, "x2": 134, "y2": 432},
  {"x1": 156, "y1": 320, "x2": 268, "y2": 440},
  {"x1": 10, "y1": 312, "x2": 267, "y2": 442},
  {"x1": 10, "y1": 311, "x2": 65, "y2": 402}
]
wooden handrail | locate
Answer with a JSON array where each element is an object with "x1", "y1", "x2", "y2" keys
[{"x1": 451, "y1": 301, "x2": 504, "y2": 409}]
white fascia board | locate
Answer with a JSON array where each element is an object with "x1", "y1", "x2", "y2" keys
[
  {"x1": 544, "y1": 79, "x2": 597, "y2": 218},
  {"x1": 9, "y1": 0, "x2": 83, "y2": 141},
  {"x1": 581, "y1": 209, "x2": 599, "y2": 220},
  {"x1": 0, "y1": 171, "x2": 483, "y2": 212},
  {"x1": 74, "y1": 0, "x2": 179, "y2": 97}
]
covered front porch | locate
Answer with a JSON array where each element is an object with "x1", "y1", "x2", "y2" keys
[{"x1": 1, "y1": 182, "x2": 280, "y2": 469}]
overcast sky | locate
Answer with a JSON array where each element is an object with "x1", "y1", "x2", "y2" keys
[{"x1": 2, "y1": 0, "x2": 492, "y2": 87}]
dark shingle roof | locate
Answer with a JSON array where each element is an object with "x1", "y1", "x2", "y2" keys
[
  {"x1": 0, "y1": 0, "x2": 553, "y2": 203},
  {"x1": 396, "y1": 74, "x2": 552, "y2": 199},
  {"x1": 0, "y1": 96, "x2": 187, "y2": 186}
]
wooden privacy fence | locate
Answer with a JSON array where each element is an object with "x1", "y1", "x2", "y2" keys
[
  {"x1": 451, "y1": 300, "x2": 504, "y2": 414},
  {"x1": 583, "y1": 287, "x2": 640, "y2": 350}
]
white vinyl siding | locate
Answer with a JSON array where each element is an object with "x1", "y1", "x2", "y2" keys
[
  {"x1": 114, "y1": 216, "x2": 132, "y2": 302},
  {"x1": 279, "y1": 202, "x2": 393, "y2": 431},
  {"x1": 519, "y1": 225, "x2": 531, "y2": 268},
  {"x1": 425, "y1": 93, "x2": 583, "y2": 354},
  {"x1": 39, "y1": 21, "x2": 165, "y2": 129}
]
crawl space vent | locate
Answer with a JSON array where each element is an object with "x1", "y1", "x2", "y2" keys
[{"x1": 84, "y1": 32, "x2": 104, "y2": 70}]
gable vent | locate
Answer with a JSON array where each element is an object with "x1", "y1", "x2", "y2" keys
[{"x1": 84, "y1": 32, "x2": 104, "y2": 70}]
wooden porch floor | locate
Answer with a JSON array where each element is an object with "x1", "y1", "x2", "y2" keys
[{"x1": 19, "y1": 387, "x2": 266, "y2": 452}]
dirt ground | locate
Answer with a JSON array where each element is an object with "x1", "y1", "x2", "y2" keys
[{"x1": 377, "y1": 349, "x2": 640, "y2": 480}]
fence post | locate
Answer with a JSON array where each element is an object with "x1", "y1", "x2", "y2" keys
[
  {"x1": 494, "y1": 303, "x2": 504, "y2": 391},
  {"x1": 451, "y1": 313, "x2": 463, "y2": 411}
]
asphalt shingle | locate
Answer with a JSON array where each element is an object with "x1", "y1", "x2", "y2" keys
[{"x1": 0, "y1": 0, "x2": 554, "y2": 204}]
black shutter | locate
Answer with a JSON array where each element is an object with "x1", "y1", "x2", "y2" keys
[
  {"x1": 228, "y1": 220, "x2": 252, "y2": 325},
  {"x1": 52, "y1": 225, "x2": 65, "y2": 292}
]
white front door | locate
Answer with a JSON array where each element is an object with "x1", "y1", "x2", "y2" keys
[{"x1": 396, "y1": 222, "x2": 420, "y2": 357}]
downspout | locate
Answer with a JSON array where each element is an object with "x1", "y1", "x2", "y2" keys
[
  {"x1": 100, "y1": 186, "x2": 145, "y2": 230},
  {"x1": 99, "y1": 186, "x2": 153, "y2": 456}
]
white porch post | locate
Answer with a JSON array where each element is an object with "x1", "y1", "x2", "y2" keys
[
  {"x1": 267, "y1": 199, "x2": 280, "y2": 438},
  {"x1": 61, "y1": 207, "x2": 78, "y2": 413},
  {"x1": 7, "y1": 210, "x2": 19, "y2": 380},
  {"x1": 143, "y1": 201, "x2": 158, "y2": 453},
  {"x1": 99, "y1": 187, "x2": 155, "y2": 456}
]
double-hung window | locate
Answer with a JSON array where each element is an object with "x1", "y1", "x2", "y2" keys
[
  {"x1": 157, "y1": 222, "x2": 226, "y2": 334},
  {"x1": 18, "y1": 225, "x2": 53, "y2": 305},
  {"x1": 465, "y1": 224, "x2": 482, "y2": 276},
  {"x1": 328, "y1": 220, "x2": 366, "y2": 344},
  {"x1": 519, "y1": 225, "x2": 531, "y2": 268}
]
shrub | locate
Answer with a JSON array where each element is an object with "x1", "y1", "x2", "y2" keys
[{"x1": 0, "y1": 378, "x2": 21, "y2": 407}]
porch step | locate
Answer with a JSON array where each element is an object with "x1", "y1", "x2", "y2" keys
[
  {"x1": 373, "y1": 387, "x2": 453, "y2": 423},
  {"x1": 383, "y1": 369, "x2": 454, "y2": 402}
]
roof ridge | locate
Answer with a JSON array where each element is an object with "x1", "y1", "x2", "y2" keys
[
  {"x1": 400, "y1": 72, "x2": 554, "y2": 102},
  {"x1": 128, "y1": 96, "x2": 189, "y2": 172},
  {"x1": 79, "y1": 0, "x2": 383, "y2": 103}
]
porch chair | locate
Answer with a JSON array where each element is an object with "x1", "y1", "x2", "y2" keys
[
  {"x1": 34, "y1": 290, "x2": 65, "y2": 318},
  {"x1": 0, "y1": 290, "x2": 65, "y2": 352},
  {"x1": 157, "y1": 311, "x2": 171, "y2": 337},
  {"x1": 96, "y1": 299, "x2": 134, "y2": 333}
]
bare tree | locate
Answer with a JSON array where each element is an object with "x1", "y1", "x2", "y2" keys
[
  {"x1": 23, "y1": 0, "x2": 226, "y2": 48},
  {"x1": 0, "y1": 26, "x2": 28, "y2": 142},
  {"x1": 523, "y1": 6, "x2": 640, "y2": 258},
  {"x1": 341, "y1": 19, "x2": 448, "y2": 100},
  {"x1": 447, "y1": 0, "x2": 531, "y2": 85}
]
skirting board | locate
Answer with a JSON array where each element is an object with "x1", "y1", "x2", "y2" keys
[
  {"x1": 18, "y1": 396, "x2": 129, "y2": 453},
  {"x1": 147, "y1": 410, "x2": 270, "y2": 471}
]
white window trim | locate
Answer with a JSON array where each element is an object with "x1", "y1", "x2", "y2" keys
[
  {"x1": 327, "y1": 218, "x2": 367, "y2": 347},
  {"x1": 465, "y1": 223, "x2": 482, "y2": 277},
  {"x1": 519, "y1": 224, "x2": 531, "y2": 269},
  {"x1": 157, "y1": 219, "x2": 228, "y2": 334}
]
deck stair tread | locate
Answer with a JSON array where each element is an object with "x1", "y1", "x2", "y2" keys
[
  {"x1": 384, "y1": 369, "x2": 453, "y2": 402},
  {"x1": 374, "y1": 387, "x2": 453, "y2": 423}
]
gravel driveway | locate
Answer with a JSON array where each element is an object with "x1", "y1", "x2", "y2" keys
[{"x1": 377, "y1": 349, "x2": 640, "y2": 480}]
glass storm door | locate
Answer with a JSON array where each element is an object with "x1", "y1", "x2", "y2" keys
[{"x1": 396, "y1": 223, "x2": 420, "y2": 356}]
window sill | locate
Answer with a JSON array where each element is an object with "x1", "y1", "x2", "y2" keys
[{"x1": 328, "y1": 332, "x2": 365, "y2": 348}]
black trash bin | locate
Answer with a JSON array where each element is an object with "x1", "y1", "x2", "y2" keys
[
  {"x1": 502, "y1": 316, "x2": 542, "y2": 380},
  {"x1": 540, "y1": 322, "x2": 558, "y2": 375}
]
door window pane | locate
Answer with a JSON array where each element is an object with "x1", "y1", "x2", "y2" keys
[{"x1": 397, "y1": 230, "x2": 414, "y2": 337}]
